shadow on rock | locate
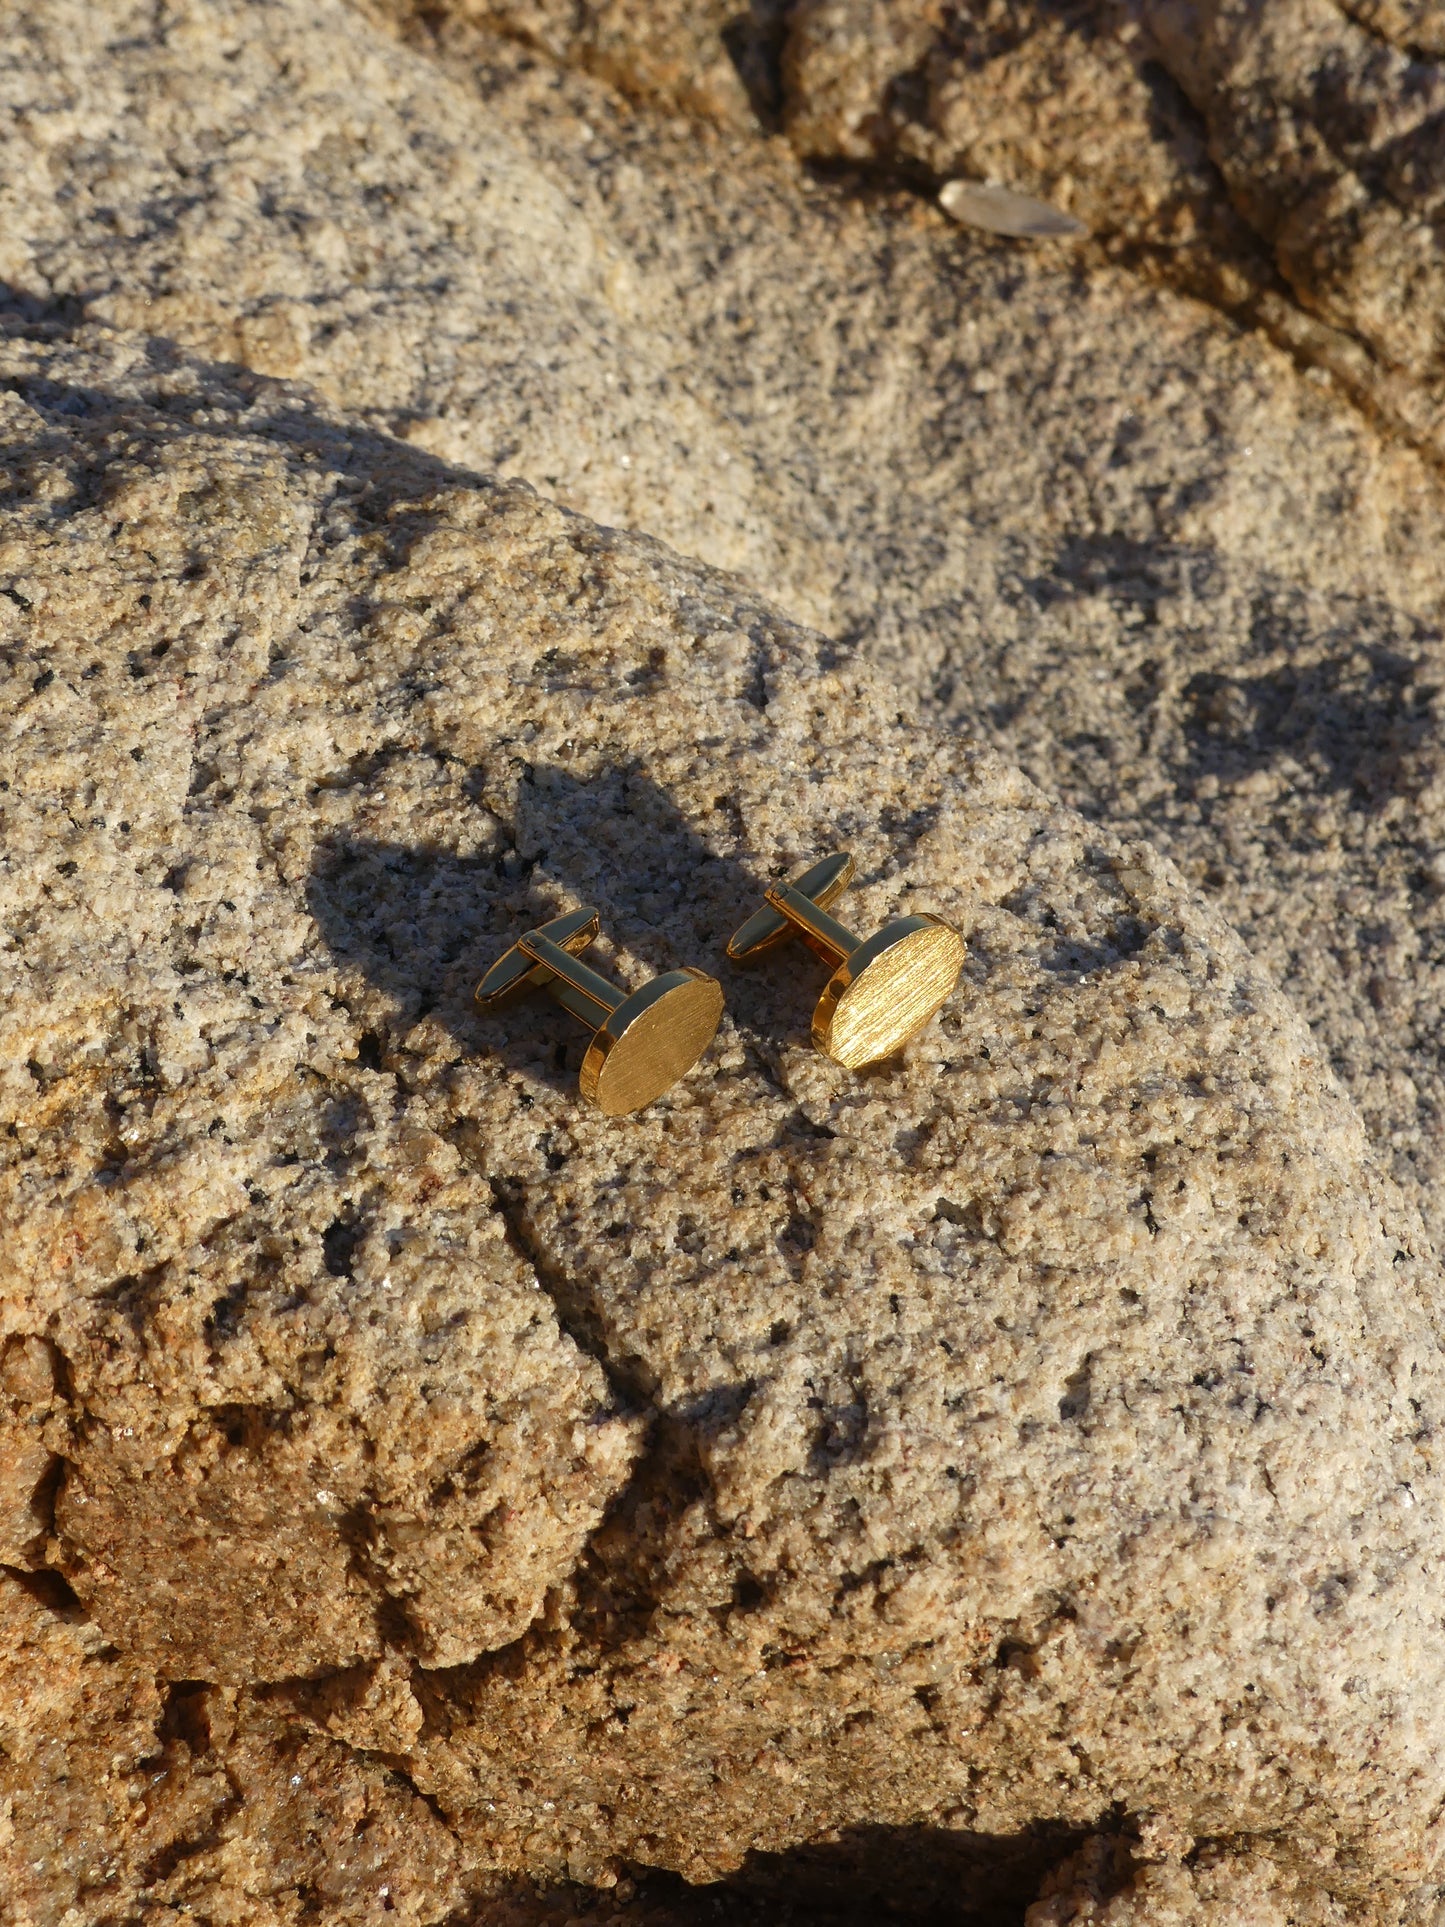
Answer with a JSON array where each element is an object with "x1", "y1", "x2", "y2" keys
[
  {"x1": 0, "y1": 296, "x2": 494, "y2": 525},
  {"x1": 1180, "y1": 650, "x2": 1440, "y2": 806},
  {"x1": 461, "y1": 1816, "x2": 1103, "y2": 1925},
  {"x1": 715, "y1": 1817, "x2": 1104, "y2": 1924}
]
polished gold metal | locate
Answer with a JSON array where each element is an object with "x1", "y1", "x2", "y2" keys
[
  {"x1": 476, "y1": 907, "x2": 723, "y2": 1117},
  {"x1": 728, "y1": 853, "x2": 964, "y2": 1069}
]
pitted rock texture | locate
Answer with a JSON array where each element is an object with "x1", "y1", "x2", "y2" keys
[
  {"x1": 0, "y1": 1562, "x2": 750, "y2": 1926},
  {"x1": 3, "y1": 331, "x2": 1445, "y2": 1923},
  {"x1": 370, "y1": 0, "x2": 1445, "y2": 464},
  {"x1": 777, "y1": 0, "x2": 1273, "y2": 306},
  {"x1": 1022, "y1": 1833, "x2": 1353, "y2": 1926},
  {"x1": 1340, "y1": 0, "x2": 1445, "y2": 52},
  {"x1": 11, "y1": 0, "x2": 1445, "y2": 1271},
  {"x1": 1141, "y1": 0, "x2": 1445, "y2": 396},
  {"x1": 363, "y1": 0, "x2": 780, "y2": 127},
  {"x1": 780, "y1": 0, "x2": 1445, "y2": 464},
  {"x1": 0, "y1": 1569, "x2": 469, "y2": 1926}
]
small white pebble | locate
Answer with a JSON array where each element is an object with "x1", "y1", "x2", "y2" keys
[
  {"x1": 939, "y1": 179, "x2": 1086, "y2": 239},
  {"x1": 290, "y1": 1774, "x2": 302, "y2": 1787},
  {"x1": 315, "y1": 1489, "x2": 334, "y2": 1504}
]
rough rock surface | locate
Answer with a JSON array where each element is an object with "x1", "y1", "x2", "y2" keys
[
  {"x1": 9, "y1": 0, "x2": 1445, "y2": 1265},
  {"x1": 9, "y1": 2, "x2": 1445, "y2": 1921},
  {"x1": 4, "y1": 326, "x2": 1445, "y2": 1922},
  {"x1": 1022, "y1": 1833, "x2": 1354, "y2": 1926},
  {"x1": 369, "y1": 0, "x2": 783, "y2": 127},
  {"x1": 371, "y1": 0, "x2": 1445, "y2": 463}
]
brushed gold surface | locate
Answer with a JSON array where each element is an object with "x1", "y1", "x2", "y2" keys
[
  {"x1": 477, "y1": 910, "x2": 722, "y2": 1116},
  {"x1": 762, "y1": 883, "x2": 855, "y2": 968},
  {"x1": 729, "y1": 855, "x2": 965, "y2": 1068},
  {"x1": 582, "y1": 970, "x2": 725, "y2": 1117},
  {"x1": 817, "y1": 918, "x2": 965, "y2": 1068},
  {"x1": 518, "y1": 930, "x2": 623, "y2": 1027}
]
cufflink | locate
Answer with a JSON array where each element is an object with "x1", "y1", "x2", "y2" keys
[
  {"x1": 477, "y1": 908, "x2": 723, "y2": 1116},
  {"x1": 728, "y1": 854, "x2": 963, "y2": 1068}
]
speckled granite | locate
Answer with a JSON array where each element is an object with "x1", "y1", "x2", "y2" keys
[
  {"x1": 10, "y1": 0, "x2": 1445, "y2": 1276},
  {"x1": 2, "y1": 329, "x2": 1444, "y2": 1922}
]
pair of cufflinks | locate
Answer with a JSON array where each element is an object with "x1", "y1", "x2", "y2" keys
[{"x1": 476, "y1": 853, "x2": 965, "y2": 1117}]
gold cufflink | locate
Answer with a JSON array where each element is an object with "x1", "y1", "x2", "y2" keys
[
  {"x1": 476, "y1": 907, "x2": 724, "y2": 1117},
  {"x1": 727, "y1": 853, "x2": 963, "y2": 1068}
]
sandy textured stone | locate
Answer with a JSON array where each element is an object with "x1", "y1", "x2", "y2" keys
[
  {"x1": 1023, "y1": 1832, "x2": 1353, "y2": 1926},
  {"x1": 1339, "y1": 0, "x2": 1445, "y2": 53},
  {"x1": 356, "y1": 0, "x2": 802, "y2": 129},
  {"x1": 779, "y1": 0, "x2": 1269, "y2": 302},
  {"x1": 0, "y1": 1570, "x2": 735, "y2": 1923},
  {"x1": 10, "y1": 0, "x2": 1445, "y2": 1271},
  {"x1": 8, "y1": 2, "x2": 1445, "y2": 1918},
  {"x1": 372, "y1": 0, "x2": 774, "y2": 126},
  {"x1": 1141, "y1": 0, "x2": 1445, "y2": 373},
  {"x1": 367, "y1": 0, "x2": 1445, "y2": 462},
  {"x1": 777, "y1": 0, "x2": 1445, "y2": 463},
  {"x1": 0, "y1": 1570, "x2": 468, "y2": 1925},
  {"x1": 0, "y1": 355, "x2": 642, "y2": 1688},
  {"x1": 3, "y1": 328, "x2": 1445, "y2": 1922}
]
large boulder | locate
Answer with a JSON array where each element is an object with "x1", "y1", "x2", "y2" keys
[
  {"x1": 9, "y1": 0, "x2": 1445, "y2": 1268},
  {"x1": 367, "y1": 0, "x2": 1445, "y2": 464},
  {"x1": 2, "y1": 329, "x2": 1444, "y2": 1922}
]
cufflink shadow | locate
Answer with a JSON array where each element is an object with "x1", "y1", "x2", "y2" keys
[
  {"x1": 305, "y1": 761, "x2": 826, "y2": 1104},
  {"x1": 1178, "y1": 647, "x2": 1437, "y2": 807}
]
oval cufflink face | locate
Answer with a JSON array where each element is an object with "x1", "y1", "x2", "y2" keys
[
  {"x1": 580, "y1": 968, "x2": 724, "y2": 1117},
  {"x1": 814, "y1": 917, "x2": 964, "y2": 1068}
]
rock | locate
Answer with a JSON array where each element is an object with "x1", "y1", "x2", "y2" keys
[
  {"x1": 0, "y1": 1553, "x2": 721, "y2": 1923},
  {"x1": 3, "y1": 326, "x2": 1445, "y2": 1922},
  {"x1": 10, "y1": 1, "x2": 1445, "y2": 1917},
  {"x1": 377, "y1": 0, "x2": 769, "y2": 126},
  {"x1": 364, "y1": 0, "x2": 1445, "y2": 465},
  {"x1": 11, "y1": 0, "x2": 1445, "y2": 1268},
  {"x1": 0, "y1": 1568, "x2": 471, "y2": 1925},
  {"x1": 782, "y1": 0, "x2": 1240, "y2": 271},
  {"x1": 779, "y1": 0, "x2": 1445, "y2": 465},
  {"x1": 1340, "y1": 0, "x2": 1445, "y2": 54},
  {"x1": 360, "y1": 0, "x2": 795, "y2": 127},
  {"x1": 1023, "y1": 1833, "x2": 1353, "y2": 1926},
  {"x1": 1141, "y1": 0, "x2": 1445, "y2": 380}
]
